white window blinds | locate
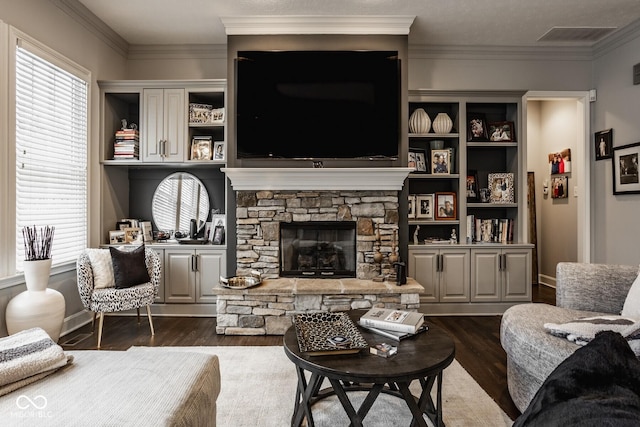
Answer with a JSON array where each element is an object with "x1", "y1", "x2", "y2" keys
[{"x1": 15, "y1": 45, "x2": 88, "y2": 271}]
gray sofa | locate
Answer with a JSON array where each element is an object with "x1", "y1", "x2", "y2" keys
[{"x1": 500, "y1": 262, "x2": 638, "y2": 412}]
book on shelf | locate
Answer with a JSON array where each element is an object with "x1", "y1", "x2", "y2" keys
[
  {"x1": 359, "y1": 308, "x2": 425, "y2": 334},
  {"x1": 471, "y1": 216, "x2": 515, "y2": 243},
  {"x1": 293, "y1": 312, "x2": 369, "y2": 356},
  {"x1": 358, "y1": 322, "x2": 428, "y2": 341}
]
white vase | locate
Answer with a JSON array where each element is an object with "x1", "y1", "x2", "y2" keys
[
  {"x1": 23, "y1": 258, "x2": 52, "y2": 291},
  {"x1": 432, "y1": 112, "x2": 453, "y2": 134},
  {"x1": 409, "y1": 108, "x2": 431, "y2": 134},
  {"x1": 5, "y1": 258, "x2": 66, "y2": 342}
]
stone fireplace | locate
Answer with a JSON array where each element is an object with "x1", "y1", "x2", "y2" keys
[{"x1": 213, "y1": 167, "x2": 422, "y2": 335}]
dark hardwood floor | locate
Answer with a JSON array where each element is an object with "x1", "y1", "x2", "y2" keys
[{"x1": 61, "y1": 283, "x2": 556, "y2": 421}]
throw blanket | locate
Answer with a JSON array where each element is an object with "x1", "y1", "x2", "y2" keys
[
  {"x1": 0, "y1": 327, "x2": 73, "y2": 396},
  {"x1": 544, "y1": 315, "x2": 640, "y2": 356}
]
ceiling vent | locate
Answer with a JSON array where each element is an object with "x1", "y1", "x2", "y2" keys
[{"x1": 538, "y1": 26, "x2": 617, "y2": 42}]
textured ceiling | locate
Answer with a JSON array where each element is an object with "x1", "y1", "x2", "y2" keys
[{"x1": 77, "y1": 0, "x2": 640, "y2": 47}]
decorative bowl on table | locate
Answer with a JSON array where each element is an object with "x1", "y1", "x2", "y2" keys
[{"x1": 219, "y1": 270, "x2": 262, "y2": 289}]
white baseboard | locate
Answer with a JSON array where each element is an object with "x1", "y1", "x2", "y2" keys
[{"x1": 538, "y1": 274, "x2": 556, "y2": 289}]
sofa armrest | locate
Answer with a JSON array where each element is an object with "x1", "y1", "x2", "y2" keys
[{"x1": 556, "y1": 262, "x2": 638, "y2": 313}]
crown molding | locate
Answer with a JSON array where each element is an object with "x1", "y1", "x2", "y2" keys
[
  {"x1": 220, "y1": 15, "x2": 415, "y2": 36},
  {"x1": 127, "y1": 44, "x2": 227, "y2": 60},
  {"x1": 593, "y1": 17, "x2": 640, "y2": 58},
  {"x1": 51, "y1": 0, "x2": 129, "y2": 57},
  {"x1": 409, "y1": 44, "x2": 594, "y2": 62}
]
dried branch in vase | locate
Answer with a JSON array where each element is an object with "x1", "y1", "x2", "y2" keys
[{"x1": 22, "y1": 225, "x2": 55, "y2": 261}]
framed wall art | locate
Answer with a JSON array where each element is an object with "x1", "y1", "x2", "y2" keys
[
  {"x1": 431, "y1": 149, "x2": 451, "y2": 175},
  {"x1": 548, "y1": 148, "x2": 571, "y2": 174},
  {"x1": 612, "y1": 141, "x2": 640, "y2": 194},
  {"x1": 551, "y1": 175, "x2": 568, "y2": 199},
  {"x1": 595, "y1": 128, "x2": 612, "y2": 160},
  {"x1": 416, "y1": 194, "x2": 434, "y2": 219},
  {"x1": 488, "y1": 173, "x2": 515, "y2": 203},
  {"x1": 435, "y1": 192, "x2": 456, "y2": 220}
]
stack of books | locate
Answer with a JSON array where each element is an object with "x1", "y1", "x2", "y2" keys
[
  {"x1": 113, "y1": 129, "x2": 139, "y2": 160},
  {"x1": 358, "y1": 308, "x2": 428, "y2": 341}
]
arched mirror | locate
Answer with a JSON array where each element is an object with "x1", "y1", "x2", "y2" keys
[{"x1": 152, "y1": 172, "x2": 210, "y2": 234}]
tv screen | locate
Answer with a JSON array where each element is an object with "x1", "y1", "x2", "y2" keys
[{"x1": 236, "y1": 50, "x2": 400, "y2": 160}]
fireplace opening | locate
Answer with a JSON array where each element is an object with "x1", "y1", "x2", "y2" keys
[{"x1": 280, "y1": 221, "x2": 356, "y2": 278}]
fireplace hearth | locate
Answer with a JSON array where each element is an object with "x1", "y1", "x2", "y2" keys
[{"x1": 280, "y1": 221, "x2": 356, "y2": 278}]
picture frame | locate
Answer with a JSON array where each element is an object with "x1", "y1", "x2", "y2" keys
[
  {"x1": 408, "y1": 150, "x2": 417, "y2": 170},
  {"x1": 595, "y1": 128, "x2": 613, "y2": 160},
  {"x1": 435, "y1": 192, "x2": 456, "y2": 220},
  {"x1": 109, "y1": 230, "x2": 126, "y2": 244},
  {"x1": 408, "y1": 195, "x2": 416, "y2": 219},
  {"x1": 551, "y1": 175, "x2": 569, "y2": 199},
  {"x1": 212, "y1": 225, "x2": 225, "y2": 245},
  {"x1": 466, "y1": 170, "x2": 479, "y2": 201},
  {"x1": 488, "y1": 121, "x2": 515, "y2": 142},
  {"x1": 210, "y1": 214, "x2": 226, "y2": 242},
  {"x1": 612, "y1": 141, "x2": 640, "y2": 194},
  {"x1": 189, "y1": 103, "x2": 213, "y2": 124},
  {"x1": 124, "y1": 227, "x2": 142, "y2": 243},
  {"x1": 414, "y1": 150, "x2": 427, "y2": 172},
  {"x1": 140, "y1": 221, "x2": 153, "y2": 242},
  {"x1": 467, "y1": 113, "x2": 488, "y2": 141},
  {"x1": 431, "y1": 149, "x2": 451, "y2": 175},
  {"x1": 213, "y1": 141, "x2": 226, "y2": 161},
  {"x1": 548, "y1": 149, "x2": 572, "y2": 174},
  {"x1": 116, "y1": 220, "x2": 131, "y2": 231},
  {"x1": 190, "y1": 136, "x2": 213, "y2": 160},
  {"x1": 488, "y1": 173, "x2": 515, "y2": 203},
  {"x1": 416, "y1": 194, "x2": 434, "y2": 219}
]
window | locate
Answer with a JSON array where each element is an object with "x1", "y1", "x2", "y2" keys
[{"x1": 15, "y1": 40, "x2": 89, "y2": 272}]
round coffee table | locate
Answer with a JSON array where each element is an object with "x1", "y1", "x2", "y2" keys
[{"x1": 283, "y1": 310, "x2": 455, "y2": 427}]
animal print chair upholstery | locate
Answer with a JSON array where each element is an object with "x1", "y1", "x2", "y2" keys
[{"x1": 76, "y1": 246, "x2": 161, "y2": 348}]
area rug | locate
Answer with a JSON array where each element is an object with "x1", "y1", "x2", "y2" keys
[{"x1": 129, "y1": 346, "x2": 512, "y2": 427}]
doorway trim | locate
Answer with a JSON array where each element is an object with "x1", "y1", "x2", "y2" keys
[{"x1": 524, "y1": 91, "x2": 591, "y2": 264}]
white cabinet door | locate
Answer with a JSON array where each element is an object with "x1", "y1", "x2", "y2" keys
[
  {"x1": 142, "y1": 88, "x2": 185, "y2": 162},
  {"x1": 439, "y1": 249, "x2": 470, "y2": 303},
  {"x1": 164, "y1": 249, "x2": 196, "y2": 303},
  {"x1": 196, "y1": 250, "x2": 226, "y2": 303},
  {"x1": 470, "y1": 249, "x2": 501, "y2": 302},
  {"x1": 408, "y1": 250, "x2": 439, "y2": 302},
  {"x1": 502, "y1": 248, "x2": 532, "y2": 301}
]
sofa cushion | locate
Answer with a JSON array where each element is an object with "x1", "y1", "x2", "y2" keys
[
  {"x1": 109, "y1": 244, "x2": 150, "y2": 289},
  {"x1": 621, "y1": 270, "x2": 640, "y2": 319},
  {"x1": 514, "y1": 331, "x2": 640, "y2": 427},
  {"x1": 84, "y1": 248, "x2": 115, "y2": 289}
]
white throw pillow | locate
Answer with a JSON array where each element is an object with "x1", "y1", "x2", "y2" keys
[
  {"x1": 621, "y1": 270, "x2": 640, "y2": 320},
  {"x1": 85, "y1": 249, "x2": 115, "y2": 289}
]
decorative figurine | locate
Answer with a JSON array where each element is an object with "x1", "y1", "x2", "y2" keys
[
  {"x1": 413, "y1": 225, "x2": 420, "y2": 245},
  {"x1": 450, "y1": 228, "x2": 457, "y2": 244}
]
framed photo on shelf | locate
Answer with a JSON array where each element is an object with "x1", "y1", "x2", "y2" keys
[
  {"x1": 435, "y1": 192, "x2": 456, "y2": 220},
  {"x1": 595, "y1": 128, "x2": 612, "y2": 160},
  {"x1": 109, "y1": 230, "x2": 126, "y2": 244},
  {"x1": 467, "y1": 113, "x2": 488, "y2": 141},
  {"x1": 408, "y1": 151, "x2": 417, "y2": 170},
  {"x1": 551, "y1": 175, "x2": 569, "y2": 199},
  {"x1": 408, "y1": 195, "x2": 416, "y2": 219},
  {"x1": 213, "y1": 141, "x2": 225, "y2": 160},
  {"x1": 431, "y1": 149, "x2": 451, "y2": 175},
  {"x1": 124, "y1": 227, "x2": 142, "y2": 243},
  {"x1": 488, "y1": 121, "x2": 515, "y2": 142},
  {"x1": 612, "y1": 141, "x2": 640, "y2": 194},
  {"x1": 466, "y1": 170, "x2": 479, "y2": 201},
  {"x1": 116, "y1": 220, "x2": 131, "y2": 231},
  {"x1": 190, "y1": 136, "x2": 213, "y2": 160},
  {"x1": 210, "y1": 213, "x2": 226, "y2": 243},
  {"x1": 409, "y1": 148, "x2": 427, "y2": 172},
  {"x1": 488, "y1": 173, "x2": 515, "y2": 203},
  {"x1": 416, "y1": 194, "x2": 434, "y2": 219}
]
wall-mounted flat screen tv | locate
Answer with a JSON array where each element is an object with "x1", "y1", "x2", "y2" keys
[{"x1": 235, "y1": 50, "x2": 400, "y2": 160}]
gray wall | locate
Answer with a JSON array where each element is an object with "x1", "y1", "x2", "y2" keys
[{"x1": 592, "y1": 34, "x2": 640, "y2": 265}]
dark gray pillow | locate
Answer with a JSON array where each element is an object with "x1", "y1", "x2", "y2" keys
[{"x1": 109, "y1": 244, "x2": 150, "y2": 289}]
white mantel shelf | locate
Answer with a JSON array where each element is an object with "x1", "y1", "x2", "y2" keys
[{"x1": 222, "y1": 167, "x2": 413, "y2": 191}]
